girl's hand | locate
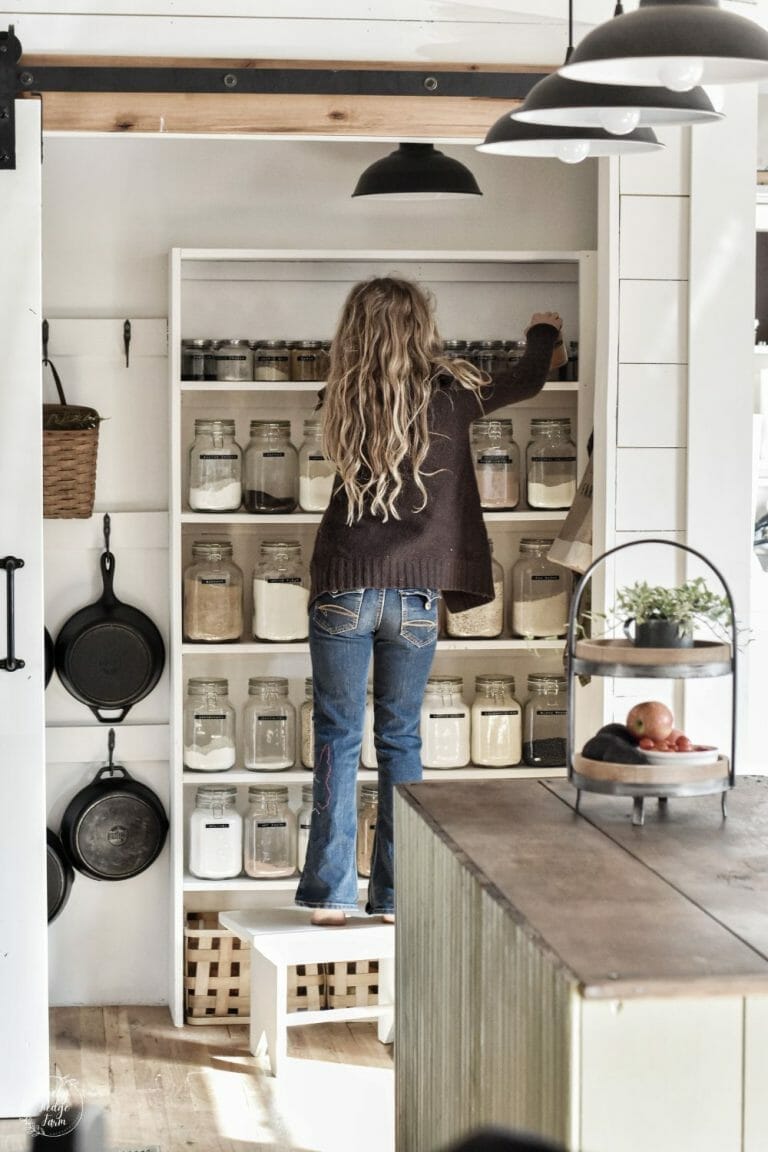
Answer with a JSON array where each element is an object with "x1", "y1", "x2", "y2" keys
[{"x1": 526, "y1": 311, "x2": 563, "y2": 334}]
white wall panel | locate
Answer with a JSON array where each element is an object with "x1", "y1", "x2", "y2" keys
[
  {"x1": 619, "y1": 280, "x2": 689, "y2": 365},
  {"x1": 619, "y1": 126, "x2": 690, "y2": 196},
  {"x1": 745, "y1": 996, "x2": 768, "y2": 1152},
  {"x1": 615, "y1": 448, "x2": 686, "y2": 532},
  {"x1": 617, "y1": 364, "x2": 688, "y2": 448},
  {"x1": 619, "y1": 196, "x2": 689, "y2": 281}
]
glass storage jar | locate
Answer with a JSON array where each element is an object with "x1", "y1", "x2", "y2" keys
[
  {"x1": 242, "y1": 676, "x2": 296, "y2": 771},
  {"x1": 187, "y1": 419, "x2": 242, "y2": 512},
  {"x1": 300, "y1": 676, "x2": 314, "y2": 769},
  {"x1": 181, "y1": 338, "x2": 210, "y2": 382},
  {"x1": 252, "y1": 540, "x2": 309, "y2": 641},
  {"x1": 243, "y1": 784, "x2": 296, "y2": 878},
  {"x1": 356, "y1": 784, "x2": 379, "y2": 877},
  {"x1": 505, "y1": 339, "x2": 526, "y2": 365},
  {"x1": 215, "y1": 338, "x2": 253, "y2": 382},
  {"x1": 510, "y1": 538, "x2": 570, "y2": 639},
  {"x1": 183, "y1": 540, "x2": 244, "y2": 643},
  {"x1": 420, "y1": 676, "x2": 470, "y2": 769},
  {"x1": 298, "y1": 419, "x2": 335, "y2": 512},
  {"x1": 297, "y1": 782, "x2": 314, "y2": 873},
  {"x1": 526, "y1": 418, "x2": 577, "y2": 510},
  {"x1": 243, "y1": 420, "x2": 298, "y2": 513},
  {"x1": 470, "y1": 674, "x2": 522, "y2": 767},
  {"x1": 445, "y1": 544, "x2": 504, "y2": 639},
  {"x1": 471, "y1": 418, "x2": 520, "y2": 510},
  {"x1": 442, "y1": 339, "x2": 468, "y2": 361},
  {"x1": 474, "y1": 339, "x2": 507, "y2": 378},
  {"x1": 523, "y1": 674, "x2": 568, "y2": 768},
  {"x1": 291, "y1": 340, "x2": 325, "y2": 382},
  {"x1": 253, "y1": 340, "x2": 290, "y2": 382},
  {"x1": 361, "y1": 686, "x2": 377, "y2": 769},
  {"x1": 183, "y1": 677, "x2": 236, "y2": 772},
  {"x1": 188, "y1": 785, "x2": 242, "y2": 880}
]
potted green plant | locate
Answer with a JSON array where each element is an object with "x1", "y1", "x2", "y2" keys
[{"x1": 615, "y1": 577, "x2": 733, "y2": 648}]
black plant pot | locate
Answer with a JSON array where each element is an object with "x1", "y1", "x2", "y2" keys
[{"x1": 624, "y1": 618, "x2": 694, "y2": 648}]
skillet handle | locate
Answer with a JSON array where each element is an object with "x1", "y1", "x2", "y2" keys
[
  {"x1": 99, "y1": 550, "x2": 119, "y2": 608},
  {"x1": 89, "y1": 703, "x2": 131, "y2": 723},
  {"x1": 95, "y1": 764, "x2": 131, "y2": 782}
]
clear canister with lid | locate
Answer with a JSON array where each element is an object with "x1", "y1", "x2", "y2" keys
[
  {"x1": 183, "y1": 540, "x2": 244, "y2": 643},
  {"x1": 473, "y1": 339, "x2": 507, "y2": 378},
  {"x1": 253, "y1": 340, "x2": 290, "y2": 382},
  {"x1": 471, "y1": 675, "x2": 522, "y2": 767},
  {"x1": 188, "y1": 785, "x2": 243, "y2": 880},
  {"x1": 242, "y1": 676, "x2": 296, "y2": 771},
  {"x1": 252, "y1": 540, "x2": 309, "y2": 642},
  {"x1": 181, "y1": 339, "x2": 210, "y2": 382},
  {"x1": 356, "y1": 784, "x2": 379, "y2": 877},
  {"x1": 215, "y1": 339, "x2": 253, "y2": 382},
  {"x1": 445, "y1": 543, "x2": 504, "y2": 639},
  {"x1": 298, "y1": 419, "x2": 335, "y2": 512},
  {"x1": 526, "y1": 418, "x2": 577, "y2": 510},
  {"x1": 300, "y1": 676, "x2": 314, "y2": 769},
  {"x1": 471, "y1": 418, "x2": 520, "y2": 510},
  {"x1": 243, "y1": 784, "x2": 296, "y2": 878},
  {"x1": 505, "y1": 339, "x2": 526, "y2": 366},
  {"x1": 188, "y1": 419, "x2": 242, "y2": 512},
  {"x1": 420, "y1": 676, "x2": 470, "y2": 769},
  {"x1": 523, "y1": 674, "x2": 568, "y2": 768},
  {"x1": 361, "y1": 685, "x2": 377, "y2": 769},
  {"x1": 291, "y1": 340, "x2": 325, "y2": 382},
  {"x1": 297, "y1": 782, "x2": 314, "y2": 872},
  {"x1": 442, "y1": 339, "x2": 469, "y2": 361},
  {"x1": 511, "y1": 538, "x2": 570, "y2": 639},
  {"x1": 183, "y1": 677, "x2": 236, "y2": 771},
  {"x1": 243, "y1": 420, "x2": 298, "y2": 514}
]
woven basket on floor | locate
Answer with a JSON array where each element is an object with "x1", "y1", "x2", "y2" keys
[{"x1": 42, "y1": 354, "x2": 100, "y2": 519}]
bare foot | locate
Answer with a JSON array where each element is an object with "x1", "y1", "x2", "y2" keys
[
  {"x1": 310, "y1": 910, "x2": 348, "y2": 926},
  {"x1": 382, "y1": 914, "x2": 395, "y2": 924}
]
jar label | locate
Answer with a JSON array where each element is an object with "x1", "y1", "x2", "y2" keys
[
  {"x1": 255, "y1": 820, "x2": 288, "y2": 828},
  {"x1": 308, "y1": 454, "x2": 326, "y2": 461},
  {"x1": 194, "y1": 712, "x2": 227, "y2": 721},
  {"x1": 261, "y1": 451, "x2": 286, "y2": 458},
  {"x1": 199, "y1": 453, "x2": 239, "y2": 461},
  {"x1": 299, "y1": 821, "x2": 312, "y2": 830},
  {"x1": 536, "y1": 708, "x2": 567, "y2": 715},
  {"x1": 428, "y1": 712, "x2": 465, "y2": 719},
  {"x1": 200, "y1": 577, "x2": 228, "y2": 585},
  {"x1": 203, "y1": 822, "x2": 231, "y2": 829},
  {"x1": 477, "y1": 455, "x2": 513, "y2": 466},
  {"x1": 296, "y1": 354, "x2": 318, "y2": 362},
  {"x1": 531, "y1": 575, "x2": 562, "y2": 582},
  {"x1": 533, "y1": 455, "x2": 576, "y2": 463},
  {"x1": 266, "y1": 576, "x2": 303, "y2": 585},
  {"x1": 480, "y1": 709, "x2": 520, "y2": 716},
  {"x1": 217, "y1": 354, "x2": 249, "y2": 362},
  {"x1": 257, "y1": 355, "x2": 288, "y2": 365},
  {"x1": 257, "y1": 715, "x2": 287, "y2": 723}
]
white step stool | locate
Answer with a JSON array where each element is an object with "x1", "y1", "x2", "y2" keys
[{"x1": 219, "y1": 909, "x2": 395, "y2": 1076}]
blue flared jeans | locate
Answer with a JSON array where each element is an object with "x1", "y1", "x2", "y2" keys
[{"x1": 295, "y1": 587, "x2": 438, "y2": 915}]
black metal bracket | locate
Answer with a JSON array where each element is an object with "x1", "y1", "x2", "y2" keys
[
  {"x1": 1, "y1": 555, "x2": 25, "y2": 671},
  {"x1": 1, "y1": 22, "x2": 547, "y2": 169}
]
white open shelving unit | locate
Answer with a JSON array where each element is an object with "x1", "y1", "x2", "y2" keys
[{"x1": 167, "y1": 248, "x2": 596, "y2": 1022}]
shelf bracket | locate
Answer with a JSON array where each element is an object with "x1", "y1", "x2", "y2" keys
[{"x1": 0, "y1": 26, "x2": 20, "y2": 170}]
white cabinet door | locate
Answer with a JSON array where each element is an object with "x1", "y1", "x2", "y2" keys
[{"x1": 0, "y1": 100, "x2": 49, "y2": 1116}]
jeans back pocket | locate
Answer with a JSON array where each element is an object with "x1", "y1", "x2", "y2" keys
[
  {"x1": 399, "y1": 588, "x2": 439, "y2": 648},
  {"x1": 312, "y1": 589, "x2": 365, "y2": 635}
]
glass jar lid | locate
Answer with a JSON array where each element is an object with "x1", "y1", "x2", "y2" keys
[
  {"x1": 472, "y1": 418, "x2": 513, "y2": 438},
  {"x1": 426, "y1": 675, "x2": 463, "y2": 692},
  {"x1": 360, "y1": 784, "x2": 379, "y2": 803},
  {"x1": 191, "y1": 540, "x2": 234, "y2": 560},
  {"x1": 256, "y1": 339, "x2": 288, "y2": 350},
  {"x1": 187, "y1": 677, "x2": 229, "y2": 697},
  {"x1": 527, "y1": 673, "x2": 566, "y2": 693},
  {"x1": 296, "y1": 339, "x2": 323, "y2": 349},
  {"x1": 529, "y1": 418, "x2": 571, "y2": 433},
  {"x1": 443, "y1": 340, "x2": 468, "y2": 351},
  {"x1": 259, "y1": 539, "x2": 302, "y2": 557},
  {"x1": 249, "y1": 419, "x2": 291, "y2": 434},
  {"x1": 248, "y1": 676, "x2": 289, "y2": 697},
  {"x1": 218, "y1": 338, "x2": 250, "y2": 348},
  {"x1": 301, "y1": 783, "x2": 314, "y2": 803},
  {"x1": 518, "y1": 537, "x2": 555, "y2": 556},
  {"x1": 304, "y1": 677, "x2": 313, "y2": 695},
  {"x1": 193, "y1": 418, "x2": 236, "y2": 435},
  {"x1": 475, "y1": 674, "x2": 516, "y2": 693},
  {"x1": 248, "y1": 784, "x2": 290, "y2": 801},
  {"x1": 302, "y1": 419, "x2": 322, "y2": 435},
  {"x1": 477, "y1": 339, "x2": 504, "y2": 349},
  {"x1": 183, "y1": 338, "x2": 211, "y2": 348},
  {"x1": 195, "y1": 785, "x2": 237, "y2": 808}
]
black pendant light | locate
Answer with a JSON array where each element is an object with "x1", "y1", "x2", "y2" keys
[
  {"x1": 477, "y1": 114, "x2": 661, "y2": 162},
  {"x1": 560, "y1": 0, "x2": 768, "y2": 89},
  {"x1": 351, "y1": 143, "x2": 482, "y2": 200}
]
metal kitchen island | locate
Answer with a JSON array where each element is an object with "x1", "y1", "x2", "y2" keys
[{"x1": 395, "y1": 776, "x2": 768, "y2": 1152}]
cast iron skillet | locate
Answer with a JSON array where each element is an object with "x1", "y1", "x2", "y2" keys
[
  {"x1": 44, "y1": 627, "x2": 54, "y2": 688},
  {"x1": 54, "y1": 514, "x2": 165, "y2": 722},
  {"x1": 47, "y1": 828, "x2": 74, "y2": 921},
  {"x1": 60, "y1": 729, "x2": 169, "y2": 881}
]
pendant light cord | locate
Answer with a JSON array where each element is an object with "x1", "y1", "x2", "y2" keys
[{"x1": 565, "y1": 0, "x2": 574, "y2": 63}]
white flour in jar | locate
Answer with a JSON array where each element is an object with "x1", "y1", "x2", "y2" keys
[
  {"x1": 512, "y1": 589, "x2": 569, "y2": 638},
  {"x1": 253, "y1": 578, "x2": 309, "y2": 641},
  {"x1": 299, "y1": 473, "x2": 335, "y2": 511},
  {"x1": 189, "y1": 480, "x2": 242, "y2": 511},
  {"x1": 527, "y1": 477, "x2": 576, "y2": 509},
  {"x1": 183, "y1": 736, "x2": 236, "y2": 771}
]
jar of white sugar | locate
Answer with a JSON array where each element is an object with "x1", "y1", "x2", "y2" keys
[
  {"x1": 525, "y1": 418, "x2": 576, "y2": 510},
  {"x1": 298, "y1": 419, "x2": 335, "y2": 512},
  {"x1": 252, "y1": 540, "x2": 309, "y2": 642},
  {"x1": 183, "y1": 677, "x2": 236, "y2": 772},
  {"x1": 188, "y1": 419, "x2": 242, "y2": 512},
  {"x1": 510, "y1": 538, "x2": 570, "y2": 639}
]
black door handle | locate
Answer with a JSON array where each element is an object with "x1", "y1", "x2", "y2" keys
[{"x1": 1, "y1": 556, "x2": 25, "y2": 671}]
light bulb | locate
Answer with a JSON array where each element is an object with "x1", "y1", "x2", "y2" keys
[
  {"x1": 599, "y1": 107, "x2": 641, "y2": 136},
  {"x1": 556, "y1": 139, "x2": 590, "y2": 165},
  {"x1": 658, "y1": 57, "x2": 704, "y2": 93}
]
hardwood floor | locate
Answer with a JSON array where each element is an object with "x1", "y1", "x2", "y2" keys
[{"x1": 0, "y1": 1007, "x2": 393, "y2": 1152}]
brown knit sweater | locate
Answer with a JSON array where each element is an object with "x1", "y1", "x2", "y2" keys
[{"x1": 310, "y1": 322, "x2": 558, "y2": 613}]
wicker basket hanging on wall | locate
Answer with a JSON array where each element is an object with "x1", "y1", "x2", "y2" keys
[{"x1": 42, "y1": 322, "x2": 102, "y2": 519}]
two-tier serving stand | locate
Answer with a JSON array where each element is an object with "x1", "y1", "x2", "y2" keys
[{"x1": 566, "y1": 539, "x2": 737, "y2": 826}]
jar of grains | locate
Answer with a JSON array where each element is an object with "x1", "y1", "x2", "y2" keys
[
  {"x1": 471, "y1": 418, "x2": 520, "y2": 510},
  {"x1": 183, "y1": 540, "x2": 244, "y2": 643},
  {"x1": 356, "y1": 784, "x2": 379, "y2": 878},
  {"x1": 361, "y1": 685, "x2": 377, "y2": 769},
  {"x1": 300, "y1": 676, "x2": 314, "y2": 769},
  {"x1": 525, "y1": 418, "x2": 577, "y2": 510},
  {"x1": 188, "y1": 785, "x2": 242, "y2": 880},
  {"x1": 445, "y1": 543, "x2": 504, "y2": 639},
  {"x1": 188, "y1": 419, "x2": 242, "y2": 512},
  {"x1": 243, "y1": 785, "x2": 296, "y2": 878},
  {"x1": 471, "y1": 674, "x2": 522, "y2": 767},
  {"x1": 291, "y1": 340, "x2": 325, "y2": 382},
  {"x1": 183, "y1": 677, "x2": 236, "y2": 772},
  {"x1": 298, "y1": 419, "x2": 335, "y2": 512},
  {"x1": 243, "y1": 420, "x2": 298, "y2": 513},
  {"x1": 242, "y1": 676, "x2": 296, "y2": 771},
  {"x1": 297, "y1": 783, "x2": 314, "y2": 873},
  {"x1": 420, "y1": 676, "x2": 470, "y2": 769},
  {"x1": 510, "y1": 538, "x2": 570, "y2": 639},
  {"x1": 215, "y1": 339, "x2": 253, "y2": 383},
  {"x1": 523, "y1": 674, "x2": 568, "y2": 768},
  {"x1": 181, "y1": 339, "x2": 210, "y2": 382},
  {"x1": 253, "y1": 340, "x2": 290, "y2": 382},
  {"x1": 252, "y1": 540, "x2": 309, "y2": 641}
]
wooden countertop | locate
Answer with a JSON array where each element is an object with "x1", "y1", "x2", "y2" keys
[{"x1": 399, "y1": 776, "x2": 768, "y2": 1000}]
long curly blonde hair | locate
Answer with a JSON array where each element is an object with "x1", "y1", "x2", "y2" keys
[{"x1": 322, "y1": 277, "x2": 486, "y2": 523}]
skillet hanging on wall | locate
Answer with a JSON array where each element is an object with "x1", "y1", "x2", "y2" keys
[
  {"x1": 55, "y1": 513, "x2": 165, "y2": 722},
  {"x1": 60, "y1": 728, "x2": 169, "y2": 881},
  {"x1": 47, "y1": 828, "x2": 74, "y2": 922}
]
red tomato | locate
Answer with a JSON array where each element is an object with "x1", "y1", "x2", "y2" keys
[
  {"x1": 638, "y1": 737, "x2": 655, "y2": 750},
  {"x1": 675, "y1": 736, "x2": 693, "y2": 752}
]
